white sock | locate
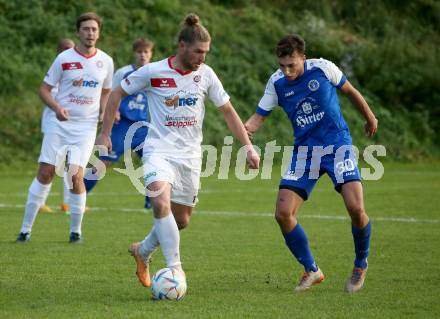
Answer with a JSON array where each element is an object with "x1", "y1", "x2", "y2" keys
[
  {"x1": 139, "y1": 226, "x2": 159, "y2": 257},
  {"x1": 69, "y1": 192, "x2": 86, "y2": 234},
  {"x1": 155, "y1": 213, "x2": 181, "y2": 269},
  {"x1": 20, "y1": 178, "x2": 52, "y2": 233},
  {"x1": 63, "y1": 170, "x2": 70, "y2": 204}
]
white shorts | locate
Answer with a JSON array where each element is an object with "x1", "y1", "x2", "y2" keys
[
  {"x1": 38, "y1": 129, "x2": 97, "y2": 169},
  {"x1": 41, "y1": 107, "x2": 56, "y2": 134},
  {"x1": 143, "y1": 155, "x2": 201, "y2": 207}
]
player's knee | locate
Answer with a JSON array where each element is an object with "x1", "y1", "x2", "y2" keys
[
  {"x1": 347, "y1": 204, "x2": 366, "y2": 221},
  {"x1": 37, "y1": 166, "x2": 55, "y2": 184},
  {"x1": 70, "y1": 173, "x2": 84, "y2": 189},
  {"x1": 348, "y1": 204, "x2": 364, "y2": 215},
  {"x1": 176, "y1": 216, "x2": 190, "y2": 230},
  {"x1": 275, "y1": 208, "x2": 293, "y2": 226},
  {"x1": 152, "y1": 197, "x2": 171, "y2": 215}
]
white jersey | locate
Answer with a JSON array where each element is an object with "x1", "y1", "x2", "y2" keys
[
  {"x1": 43, "y1": 47, "x2": 113, "y2": 132},
  {"x1": 121, "y1": 56, "x2": 230, "y2": 158},
  {"x1": 113, "y1": 65, "x2": 134, "y2": 90}
]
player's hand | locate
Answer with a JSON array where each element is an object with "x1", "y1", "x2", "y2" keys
[
  {"x1": 114, "y1": 111, "x2": 121, "y2": 123},
  {"x1": 365, "y1": 117, "x2": 378, "y2": 137},
  {"x1": 245, "y1": 145, "x2": 260, "y2": 169},
  {"x1": 95, "y1": 133, "x2": 112, "y2": 153},
  {"x1": 55, "y1": 107, "x2": 69, "y2": 121},
  {"x1": 244, "y1": 123, "x2": 254, "y2": 139}
]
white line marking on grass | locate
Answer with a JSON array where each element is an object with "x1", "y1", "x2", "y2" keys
[
  {"x1": 0, "y1": 188, "x2": 278, "y2": 198},
  {"x1": 1, "y1": 202, "x2": 439, "y2": 224}
]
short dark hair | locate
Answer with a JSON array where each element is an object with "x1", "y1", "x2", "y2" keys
[
  {"x1": 76, "y1": 12, "x2": 102, "y2": 31},
  {"x1": 177, "y1": 13, "x2": 211, "y2": 44},
  {"x1": 57, "y1": 38, "x2": 74, "y2": 54},
  {"x1": 132, "y1": 38, "x2": 154, "y2": 51},
  {"x1": 276, "y1": 34, "x2": 306, "y2": 57}
]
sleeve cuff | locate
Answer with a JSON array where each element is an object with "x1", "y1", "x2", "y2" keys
[
  {"x1": 337, "y1": 75, "x2": 347, "y2": 88},
  {"x1": 215, "y1": 94, "x2": 230, "y2": 107},
  {"x1": 256, "y1": 106, "x2": 272, "y2": 117},
  {"x1": 120, "y1": 78, "x2": 132, "y2": 95},
  {"x1": 43, "y1": 78, "x2": 56, "y2": 87}
]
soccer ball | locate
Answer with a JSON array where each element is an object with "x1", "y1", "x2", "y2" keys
[{"x1": 151, "y1": 267, "x2": 187, "y2": 301}]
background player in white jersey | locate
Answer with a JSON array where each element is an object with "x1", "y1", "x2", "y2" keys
[
  {"x1": 83, "y1": 38, "x2": 154, "y2": 211},
  {"x1": 16, "y1": 12, "x2": 114, "y2": 243},
  {"x1": 38, "y1": 38, "x2": 75, "y2": 214},
  {"x1": 96, "y1": 14, "x2": 260, "y2": 288},
  {"x1": 245, "y1": 34, "x2": 378, "y2": 293}
]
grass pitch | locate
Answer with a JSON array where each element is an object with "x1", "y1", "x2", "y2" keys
[{"x1": 1, "y1": 162, "x2": 439, "y2": 318}]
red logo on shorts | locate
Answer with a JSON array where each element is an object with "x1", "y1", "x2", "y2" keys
[
  {"x1": 151, "y1": 78, "x2": 177, "y2": 88},
  {"x1": 62, "y1": 62, "x2": 83, "y2": 70}
]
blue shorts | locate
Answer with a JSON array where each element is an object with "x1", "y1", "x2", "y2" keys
[
  {"x1": 100, "y1": 117, "x2": 148, "y2": 162},
  {"x1": 280, "y1": 145, "x2": 361, "y2": 200}
]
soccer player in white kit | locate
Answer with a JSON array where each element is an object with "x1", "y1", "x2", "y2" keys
[
  {"x1": 16, "y1": 12, "x2": 114, "y2": 243},
  {"x1": 38, "y1": 38, "x2": 75, "y2": 214},
  {"x1": 96, "y1": 14, "x2": 260, "y2": 287}
]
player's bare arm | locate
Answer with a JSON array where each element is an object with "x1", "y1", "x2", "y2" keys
[
  {"x1": 39, "y1": 82, "x2": 69, "y2": 121},
  {"x1": 96, "y1": 85, "x2": 128, "y2": 150},
  {"x1": 244, "y1": 113, "x2": 266, "y2": 138},
  {"x1": 340, "y1": 81, "x2": 378, "y2": 137},
  {"x1": 99, "y1": 88, "x2": 112, "y2": 122},
  {"x1": 219, "y1": 101, "x2": 260, "y2": 169}
]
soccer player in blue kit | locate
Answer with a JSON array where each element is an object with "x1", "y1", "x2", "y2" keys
[
  {"x1": 245, "y1": 34, "x2": 378, "y2": 293},
  {"x1": 83, "y1": 38, "x2": 154, "y2": 210}
]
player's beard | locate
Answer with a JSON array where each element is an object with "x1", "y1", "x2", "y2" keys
[
  {"x1": 83, "y1": 39, "x2": 96, "y2": 49},
  {"x1": 181, "y1": 52, "x2": 201, "y2": 71},
  {"x1": 181, "y1": 60, "x2": 197, "y2": 71}
]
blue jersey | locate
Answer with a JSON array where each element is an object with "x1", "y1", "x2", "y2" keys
[
  {"x1": 113, "y1": 65, "x2": 149, "y2": 122},
  {"x1": 257, "y1": 58, "x2": 351, "y2": 148}
]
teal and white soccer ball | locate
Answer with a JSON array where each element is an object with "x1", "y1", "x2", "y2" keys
[{"x1": 151, "y1": 267, "x2": 187, "y2": 301}]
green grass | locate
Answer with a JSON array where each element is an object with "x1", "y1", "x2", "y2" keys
[{"x1": 1, "y1": 162, "x2": 440, "y2": 318}]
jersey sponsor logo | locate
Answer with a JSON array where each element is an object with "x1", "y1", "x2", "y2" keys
[
  {"x1": 164, "y1": 115, "x2": 198, "y2": 128},
  {"x1": 302, "y1": 102, "x2": 313, "y2": 114},
  {"x1": 296, "y1": 111, "x2": 325, "y2": 128},
  {"x1": 308, "y1": 79, "x2": 320, "y2": 91},
  {"x1": 62, "y1": 62, "x2": 83, "y2": 70},
  {"x1": 96, "y1": 60, "x2": 104, "y2": 68},
  {"x1": 165, "y1": 96, "x2": 199, "y2": 108},
  {"x1": 295, "y1": 98, "x2": 324, "y2": 128},
  {"x1": 151, "y1": 78, "x2": 177, "y2": 88},
  {"x1": 68, "y1": 93, "x2": 94, "y2": 105},
  {"x1": 164, "y1": 91, "x2": 199, "y2": 109},
  {"x1": 296, "y1": 97, "x2": 319, "y2": 115},
  {"x1": 127, "y1": 93, "x2": 147, "y2": 110},
  {"x1": 72, "y1": 78, "x2": 99, "y2": 88}
]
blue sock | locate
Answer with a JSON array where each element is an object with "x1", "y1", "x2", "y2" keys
[
  {"x1": 283, "y1": 224, "x2": 318, "y2": 272},
  {"x1": 84, "y1": 178, "x2": 98, "y2": 193},
  {"x1": 352, "y1": 221, "x2": 371, "y2": 269}
]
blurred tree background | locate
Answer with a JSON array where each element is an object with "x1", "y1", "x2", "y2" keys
[{"x1": 0, "y1": 0, "x2": 438, "y2": 163}]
